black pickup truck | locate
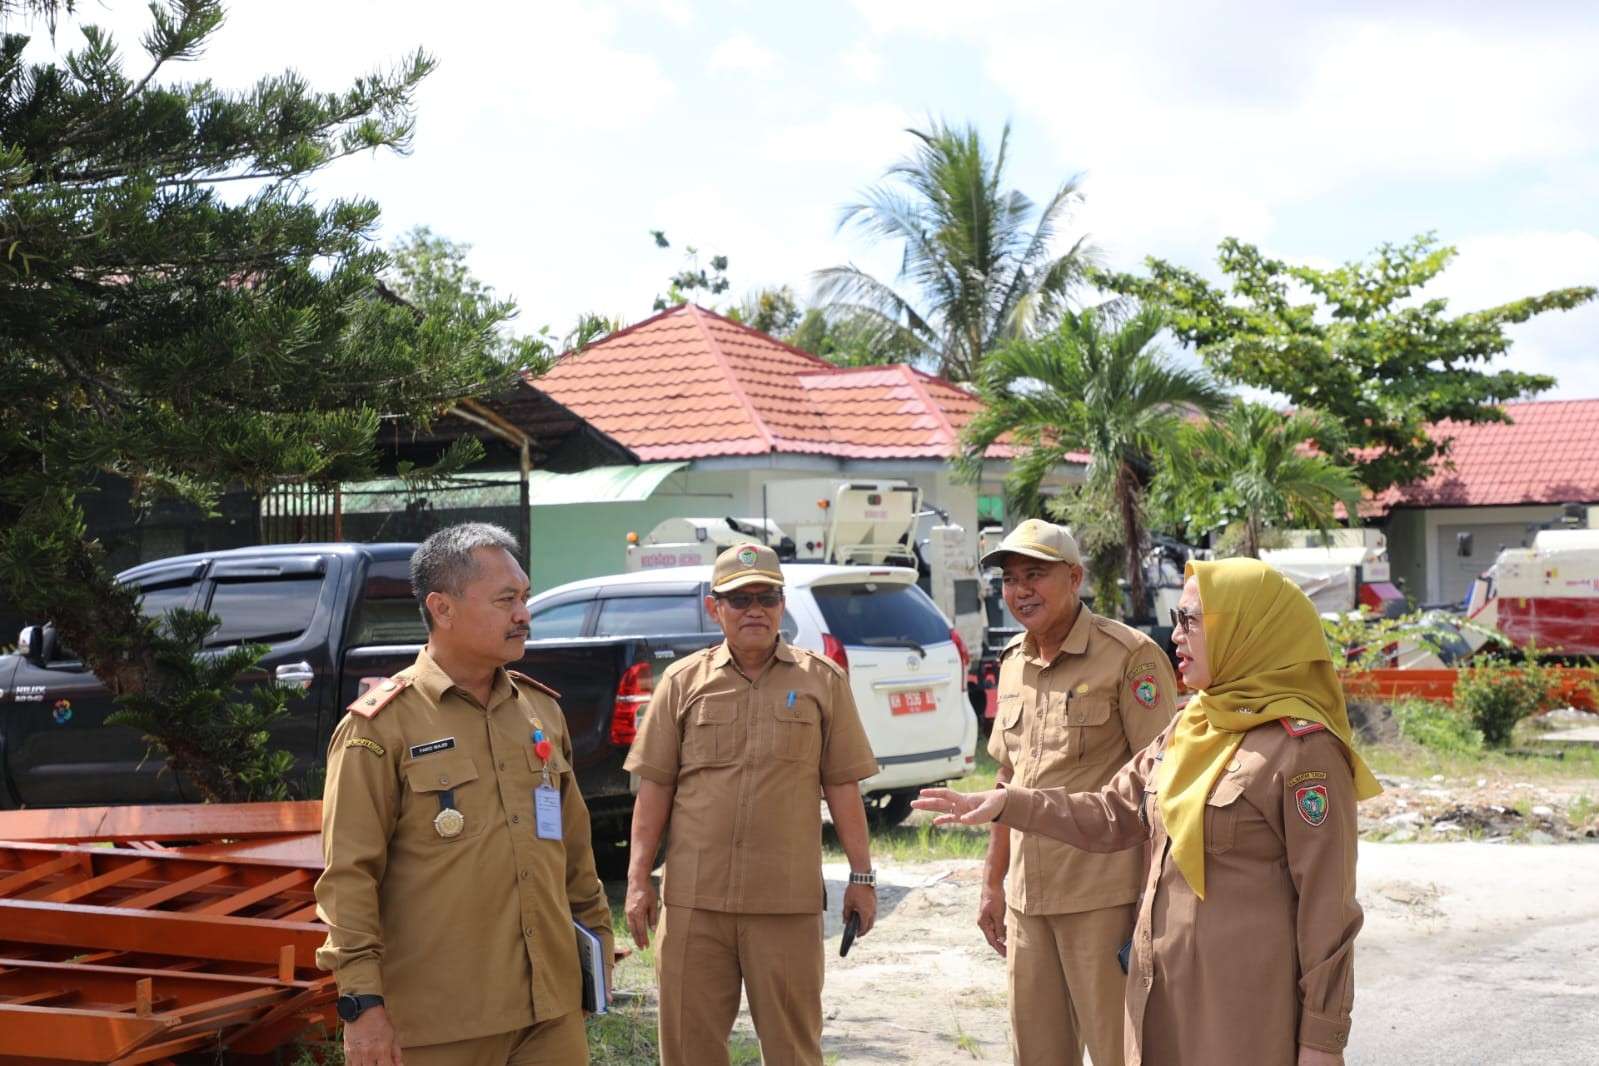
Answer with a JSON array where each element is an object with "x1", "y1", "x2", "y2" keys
[{"x1": 0, "y1": 543, "x2": 719, "y2": 867}]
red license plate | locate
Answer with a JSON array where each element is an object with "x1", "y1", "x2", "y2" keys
[{"x1": 889, "y1": 690, "x2": 936, "y2": 715}]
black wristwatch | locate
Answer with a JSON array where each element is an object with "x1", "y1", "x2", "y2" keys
[{"x1": 336, "y1": 993, "x2": 385, "y2": 1023}]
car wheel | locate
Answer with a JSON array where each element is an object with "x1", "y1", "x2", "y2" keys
[{"x1": 866, "y1": 789, "x2": 917, "y2": 829}]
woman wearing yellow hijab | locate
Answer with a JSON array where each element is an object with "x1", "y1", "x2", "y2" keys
[{"x1": 917, "y1": 559, "x2": 1381, "y2": 1066}]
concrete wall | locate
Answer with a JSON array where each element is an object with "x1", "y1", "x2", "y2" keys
[{"x1": 1386, "y1": 504, "x2": 1576, "y2": 607}]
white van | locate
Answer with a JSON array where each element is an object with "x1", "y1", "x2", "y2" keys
[{"x1": 527, "y1": 563, "x2": 978, "y2": 825}]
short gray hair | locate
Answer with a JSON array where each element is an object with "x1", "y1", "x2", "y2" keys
[{"x1": 411, "y1": 522, "x2": 521, "y2": 631}]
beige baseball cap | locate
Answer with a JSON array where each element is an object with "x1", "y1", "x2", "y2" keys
[
  {"x1": 980, "y1": 519, "x2": 1083, "y2": 568},
  {"x1": 711, "y1": 541, "x2": 785, "y2": 593}
]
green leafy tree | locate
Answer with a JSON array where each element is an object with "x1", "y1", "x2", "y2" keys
[
  {"x1": 0, "y1": 1, "x2": 510, "y2": 798},
  {"x1": 815, "y1": 120, "x2": 1094, "y2": 382},
  {"x1": 1102, "y1": 235, "x2": 1596, "y2": 492},
  {"x1": 1156, "y1": 403, "x2": 1363, "y2": 558},
  {"x1": 959, "y1": 303, "x2": 1229, "y2": 616},
  {"x1": 788, "y1": 306, "x2": 924, "y2": 368},
  {"x1": 1045, "y1": 480, "x2": 1130, "y2": 620},
  {"x1": 650, "y1": 229, "x2": 731, "y2": 311},
  {"x1": 388, "y1": 226, "x2": 554, "y2": 373},
  {"x1": 737, "y1": 285, "x2": 804, "y2": 336}
]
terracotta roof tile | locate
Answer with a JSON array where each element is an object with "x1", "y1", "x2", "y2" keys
[
  {"x1": 528, "y1": 304, "x2": 1040, "y2": 463},
  {"x1": 1378, "y1": 399, "x2": 1599, "y2": 509}
]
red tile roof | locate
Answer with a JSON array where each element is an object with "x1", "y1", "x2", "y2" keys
[
  {"x1": 1380, "y1": 399, "x2": 1599, "y2": 509},
  {"x1": 528, "y1": 304, "x2": 1058, "y2": 463}
]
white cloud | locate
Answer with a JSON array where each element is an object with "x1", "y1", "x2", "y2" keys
[
  {"x1": 1425, "y1": 230, "x2": 1599, "y2": 399},
  {"x1": 707, "y1": 33, "x2": 781, "y2": 78},
  {"x1": 838, "y1": 41, "x2": 885, "y2": 84},
  {"x1": 762, "y1": 101, "x2": 914, "y2": 165}
]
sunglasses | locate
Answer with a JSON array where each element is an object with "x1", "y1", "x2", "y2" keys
[
  {"x1": 1169, "y1": 606, "x2": 1202, "y2": 635},
  {"x1": 718, "y1": 590, "x2": 784, "y2": 610}
]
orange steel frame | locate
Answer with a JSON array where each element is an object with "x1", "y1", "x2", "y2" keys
[{"x1": 0, "y1": 803, "x2": 332, "y2": 1064}]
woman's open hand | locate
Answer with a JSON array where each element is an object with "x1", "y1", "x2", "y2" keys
[{"x1": 912, "y1": 787, "x2": 1006, "y2": 826}]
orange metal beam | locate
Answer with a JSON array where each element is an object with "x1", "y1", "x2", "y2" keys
[
  {"x1": 191, "y1": 869, "x2": 313, "y2": 917},
  {"x1": 0, "y1": 1004, "x2": 166, "y2": 1061},
  {"x1": 0, "y1": 801, "x2": 321, "y2": 845},
  {"x1": 0, "y1": 900, "x2": 325, "y2": 969}
]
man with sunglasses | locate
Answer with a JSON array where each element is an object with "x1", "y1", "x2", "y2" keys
[
  {"x1": 979, "y1": 519, "x2": 1178, "y2": 1066},
  {"x1": 622, "y1": 541, "x2": 879, "y2": 1066}
]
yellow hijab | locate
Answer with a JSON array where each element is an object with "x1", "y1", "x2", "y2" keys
[{"x1": 1158, "y1": 558, "x2": 1381, "y2": 899}]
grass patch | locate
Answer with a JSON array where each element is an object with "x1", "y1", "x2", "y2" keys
[
  {"x1": 1361, "y1": 726, "x2": 1599, "y2": 783},
  {"x1": 826, "y1": 818, "x2": 992, "y2": 864}
]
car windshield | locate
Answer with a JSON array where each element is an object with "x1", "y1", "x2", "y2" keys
[{"x1": 810, "y1": 582, "x2": 950, "y2": 648}]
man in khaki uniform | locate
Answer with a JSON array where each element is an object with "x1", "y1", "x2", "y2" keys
[
  {"x1": 315, "y1": 524, "x2": 613, "y2": 1066},
  {"x1": 979, "y1": 520, "x2": 1177, "y2": 1066},
  {"x1": 622, "y1": 542, "x2": 880, "y2": 1066}
]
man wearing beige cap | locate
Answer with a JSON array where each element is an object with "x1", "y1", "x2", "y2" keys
[
  {"x1": 622, "y1": 541, "x2": 880, "y2": 1066},
  {"x1": 979, "y1": 519, "x2": 1177, "y2": 1066}
]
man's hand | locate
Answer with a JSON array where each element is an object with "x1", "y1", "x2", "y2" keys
[
  {"x1": 913, "y1": 787, "x2": 1006, "y2": 826},
  {"x1": 625, "y1": 876, "x2": 659, "y2": 950},
  {"x1": 1297, "y1": 1045, "x2": 1343, "y2": 1066},
  {"x1": 343, "y1": 1005, "x2": 402, "y2": 1066},
  {"x1": 976, "y1": 881, "x2": 1007, "y2": 957},
  {"x1": 842, "y1": 882, "x2": 877, "y2": 936}
]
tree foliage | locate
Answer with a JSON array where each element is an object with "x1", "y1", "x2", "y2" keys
[
  {"x1": 387, "y1": 226, "x2": 554, "y2": 373},
  {"x1": 0, "y1": 1, "x2": 509, "y2": 792},
  {"x1": 1154, "y1": 402, "x2": 1363, "y2": 558},
  {"x1": 816, "y1": 120, "x2": 1094, "y2": 382},
  {"x1": 1102, "y1": 235, "x2": 1596, "y2": 492},
  {"x1": 650, "y1": 229, "x2": 730, "y2": 311},
  {"x1": 959, "y1": 302, "x2": 1229, "y2": 615}
]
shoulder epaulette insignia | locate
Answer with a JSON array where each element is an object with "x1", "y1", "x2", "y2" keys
[
  {"x1": 508, "y1": 669, "x2": 561, "y2": 700},
  {"x1": 1281, "y1": 717, "x2": 1327, "y2": 737},
  {"x1": 350, "y1": 676, "x2": 411, "y2": 718}
]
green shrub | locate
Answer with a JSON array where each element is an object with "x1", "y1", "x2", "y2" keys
[
  {"x1": 1453, "y1": 656, "x2": 1562, "y2": 748},
  {"x1": 1391, "y1": 699, "x2": 1483, "y2": 754}
]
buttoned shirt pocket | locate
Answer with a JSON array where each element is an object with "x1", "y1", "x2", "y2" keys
[
  {"x1": 527, "y1": 742, "x2": 571, "y2": 778},
  {"x1": 684, "y1": 698, "x2": 739, "y2": 767},
  {"x1": 401, "y1": 753, "x2": 484, "y2": 844},
  {"x1": 769, "y1": 697, "x2": 822, "y2": 763},
  {"x1": 1204, "y1": 774, "x2": 1246, "y2": 854},
  {"x1": 1068, "y1": 694, "x2": 1113, "y2": 760},
  {"x1": 997, "y1": 694, "x2": 1024, "y2": 732}
]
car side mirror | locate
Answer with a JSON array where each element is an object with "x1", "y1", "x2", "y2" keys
[
  {"x1": 1456, "y1": 532, "x2": 1474, "y2": 558},
  {"x1": 19, "y1": 625, "x2": 44, "y2": 664}
]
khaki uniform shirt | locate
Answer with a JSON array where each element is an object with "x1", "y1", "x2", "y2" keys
[
  {"x1": 314, "y1": 650, "x2": 613, "y2": 1048},
  {"x1": 985, "y1": 606, "x2": 1177, "y2": 915},
  {"x1": 999, "y1": 718, "x2": 1362, "y2": 1063},
  {"x1": 624, "y1": 640, "x2": 878, "y2": 914}
]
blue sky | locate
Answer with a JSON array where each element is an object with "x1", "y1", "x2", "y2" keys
[{"x1": 25, "y1": 1, "x2": 1599, "y2": 395}]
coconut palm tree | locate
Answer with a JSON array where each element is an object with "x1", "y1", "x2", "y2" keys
[
  {"x1": 959, "y1": 302, "x2": 1229, "y2": 617},
  {"x1": 814, "y1": 120, "x2": 1093, "y2": 383},
  {"x1": 1158, "y1": 402, "x2": 1364, "y2": 558}
]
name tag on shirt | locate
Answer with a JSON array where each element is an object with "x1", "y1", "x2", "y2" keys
[{"x1": 534, "y1": 784, "x2": 562, "y2": 841}]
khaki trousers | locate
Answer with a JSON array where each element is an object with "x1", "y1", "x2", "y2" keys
[
  {"x1": 400, "y1": 1011, "x2": 587, "y2": 1066},
  {"x1": 1006, "y1": 903, "x2": 1135, "y2": 1066},
  {"x1": 656, "y1": 905, "x2": 824, "y2": 1066}
]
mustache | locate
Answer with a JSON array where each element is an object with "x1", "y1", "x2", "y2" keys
[{"x1": 507, "y1": 628, "x2": 529, "y2": 639}]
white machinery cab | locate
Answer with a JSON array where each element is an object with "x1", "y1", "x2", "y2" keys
[
  {"x1": 1261, "y1": 543, "x2": 1403, "y2": 616},
  {"x1": 624, "y1": 516, "x2": 783, "y2": 572},
  {"x1": 1468, "y1": 529, "x2": 1599, "y2": 655},
  {"x1": 764, "y1": 478, "x2": 921, "y2": 567}
]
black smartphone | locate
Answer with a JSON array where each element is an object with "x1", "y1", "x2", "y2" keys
[{"x1": 840, "y1": 912, "x2": 861, "y2": 958}]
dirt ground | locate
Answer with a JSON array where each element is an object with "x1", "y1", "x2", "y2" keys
[{"x1": 629, "y1": 837, "x2": 1599, "y2": 1066}]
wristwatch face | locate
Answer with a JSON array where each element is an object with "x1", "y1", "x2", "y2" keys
[{"x1": 336, "y1": 995, "x2": 360, "y2": 1022}]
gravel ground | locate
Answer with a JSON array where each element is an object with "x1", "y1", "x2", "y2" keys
[{"x1": 765, "y1": 842, "x2": 1599, "y2": 1064}]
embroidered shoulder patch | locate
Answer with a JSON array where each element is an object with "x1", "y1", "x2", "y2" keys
[
  {"x1": 349, "y1": 676, "x2": 412, "y2": 718},
  {"x1": 345, "y1": 737, "x2": 386, "y2": 757},
  {"x1": 1280, "y1": 717, "x2": 1326, "y2": 737},
  {"x1": 1130, "y1": 672, "x2": 1159, "y2": 709},
  {"x1": 1288, "y1": 770, "x2": 1328, "y2": 787},
  {"x1": 508, "y1": 669, "x2": 561, "y2": 700},
  {"x1": 1295, "y1": 783, "x2": 1329, "y2": 826}
]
